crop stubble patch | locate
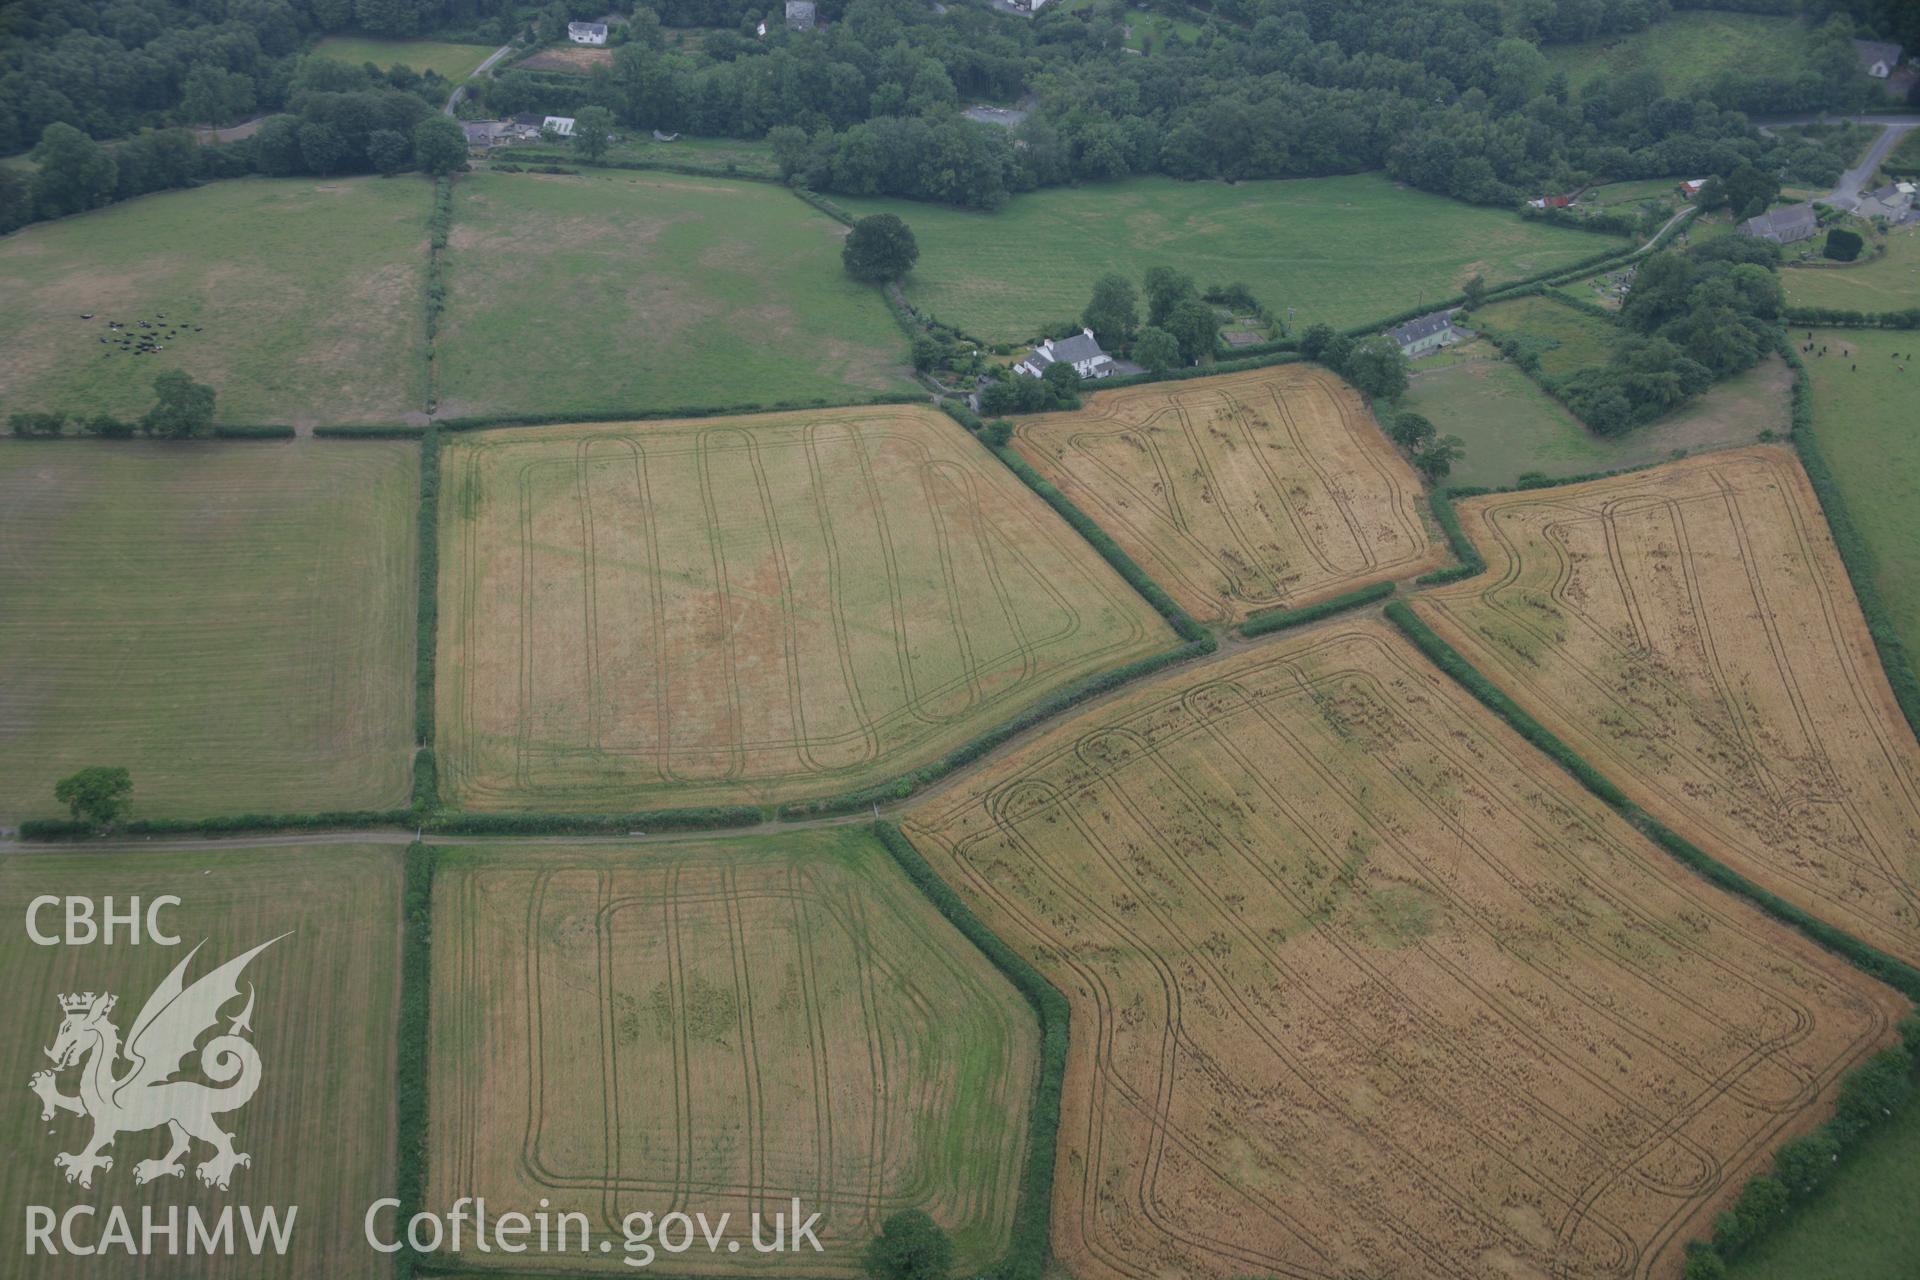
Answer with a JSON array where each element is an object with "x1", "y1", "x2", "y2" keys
[
  {"x1": 428, "y1": 830, "x2": 1038, "y2": 1274},
  {"x1": 1414, "y1": 446, "x2": 1920, "y2": 967},
  {"x1": 1011, "y1": 365, "x2": 1440, "y2": 625},
  {"x1": 901, "y1": 618, "x2": 1904, "y2": 1280},
  {"x1": 436, "y1": 406, "x2": 1171, "y2": 810}
]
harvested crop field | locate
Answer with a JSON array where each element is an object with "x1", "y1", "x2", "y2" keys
[
  {"x1": 437, "y1": 407, "x2": 1172, "y2": 809},
  {"x1": 1416, "y1": 447, "x2": 1920, "y2": 966},
  {"x1": 429, "y1": 829, "x2": 1038, "y2": 1273},
  {"x1": 902, "y1": 620, "x2": 1904, "y2": 1280},
  {"x1": 0, "y1": 440, "x2": 418, "y2": 821},
  {"x1": 0, "y1": 843, "x2": 403, "y2": 1280},
  {"x1": 1010, "y1": 365, "x2": 1439, "y2": 624}
]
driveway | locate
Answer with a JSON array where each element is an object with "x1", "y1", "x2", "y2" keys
[{"x1": 444, "y1": 42, "x2": 518, "y2": 115}]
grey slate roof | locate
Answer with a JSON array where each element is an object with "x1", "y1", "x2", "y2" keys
[
  {"x1": 1853, "y1": 38, "x2": 1904, "y2": 70},
  {"x1": 1740, "y1": 202, "x2": 1818, "y2": 244},
  {"x1": 1047, "y1": 332, "x2": 1106, "y2": 364},
  {"x1": 1388, "y1": 311, "x2": 1456, "y2": 347},
  {"x1": 568, "y1": 20, "x2": 609, "y2": 37},
  {"x1": 785, "y1": 0, "x2": 817, "y2": 28}
]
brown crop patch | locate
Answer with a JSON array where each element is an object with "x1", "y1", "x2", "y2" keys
[
  {"x1": 1011, "y1": 364, "x2": 1441, "y2": 624},
  {"x1": 902, "y1": 619, "x2": 1903, "y2": 1280},
  {"x1": 436, "y1": 406, "x2": 1172, "y2": 810},
  {"x1": 1416, "y1": 446, "x2": 1920, "y2": 966}
]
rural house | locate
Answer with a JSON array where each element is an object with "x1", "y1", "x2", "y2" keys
[
  {"x1": 1858, "y1": 181, "x2": 1916, "y2": 222},
  {"x1": 462, "y1": 120, "x2": 509, "y2": 147},
  {"x1": 1739, "y1": 202, "x2": 1817, "y2": 245},
  {"x1": 543, "y1": 115, "x2": 577, "y2": 138},
  {"x1": 785, "y1": 0, "x2": 817, "y2": 30},
  {"x1": 568, "y1": 20, "x2": 609, "y2": 44},
  {"x1": 1527, "y1": 193, "x2": 1572, "y2": 209},
  {"x1": 1387, "y1": 310, "x2": 1461, "y2": 358},
  {"x1": 1015, "y1": 329, "x2": 1114, "y2": 380},
  {"x1": 1853, "y1": 38, "x2": 1904, "y2": 78},
  {"x1": 1678, "y1": 178, "x2": 1707, "y2": 198}
]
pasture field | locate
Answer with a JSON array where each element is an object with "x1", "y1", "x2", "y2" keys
[
  {"x1": 1468, "y1": 292, "x2": 1620, "y2": 375},
  {"x1": 428, "y1": 828, "x2": 1038, "y2": 1273},
  {"x1": 902, "y1": 618, "x2": 1904, "y2": 1280},
  {"x1": 1009, "y1": 364, "x2": 1440, "y2": 623},
  {"x1": 1415, "y1": 447, "x2": 1920, "y2": 966},
  {"x1": 1397, "y1": 342, "x2": 1785, "y2": 488},
  {"x1": 434, "y1": 171, "x2": 912, "y2": 419},
  {"x1": 436, "y1": 407, "x2": 1172, "y2": 810},
  {"x1": 1541, "y1": 12, "x2": 1816, "y2": 92},
  {"x1": 0, "y1": 176, "x2": 430, "y2": 427},
  {"x1": 0, "y1": 843, "x2": 403, "y2": 1279},
  {"x1": 836, "y1": 174, "x2": 1623, "y2": 344},
  {"x1": 1725, "y1": 1090, "x2": 1920, "y2": 1280},
  {"x1": 1800, "y1": 328, "x2": 1920, "y2": 664},
  {"x1": 1785, "y1": 224, "x2": 1920, "y2": 313},
  {"x1": 0, "y1": 441, "x2": 417, "y2": 821},
  {"x1": 500, "y1": 134, "x2": 782, "y2": 179},
  {"x1": 311, "y1": 35, "x2": 496, "y2": 80}
]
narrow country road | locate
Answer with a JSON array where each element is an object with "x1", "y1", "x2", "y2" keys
[
  {"x1": 444, "y1": 42, "x2": 517, "y2": 115},
  {"x1": 1750, "y1": 113, "x2": 1919, "y2": 210}
]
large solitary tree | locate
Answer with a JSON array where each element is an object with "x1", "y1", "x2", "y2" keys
[
  {"x1": 54, "y1": 767, "x2": 133, "y2": 827},
  {"x1": 842, "y1": 213, "x2": 919, "y2": 282},
  {"x1": 862, "y1": 1211, "x2": 951, "y2": 1280},
  {"x1": 413, "y1": 115, "x2": 469, "y2": 176},
  {"x1": 143, "y1": 370, "x2": 217, "y2": 439}
]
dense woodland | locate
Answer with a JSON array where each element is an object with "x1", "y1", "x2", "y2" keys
[{"x1": 0, "y1": 0, "x2": 1909, "y2": 226}]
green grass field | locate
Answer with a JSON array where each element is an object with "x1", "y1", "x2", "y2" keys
[
  {"x1": 429, "y1": 827, "x2": 1038, "y2": 1274},
  {"x1": 1542, "y1": 12, "x2": 1816, "y2": 92},
  {"x1": 837, "y1": 173, "x2": 1623, "y2": 344},
  {"x1": 434, "y1": 171, "x2": 913, "y2": 418},
  {"x1": 0, "y1": 440, "x2": 418, "y2": 822},
  {"x1": 1803, "y1": 329, "x2": 1920, "y2": 665},
  {"x1": 311, "y1": 35, "x2": 496, "y2": 80},
  {"x1": 0, "y1": 842, "x2": 402, "y2": 1279},
  {"x1": 0, "y1": 176, "x2": 430, "y2": 427},
  {"x1": 1725, "y1": 1098, "x2": 1920, "y2": 1280},
  {"x1": 1397, "y1": 341, "x2": 1787, "y2": 488},
  {"x1": 1581, "y1": 177, "x2": 1687, "y2": 208},
  {"x1": 1469, "y1": 292, "x2": 1621, "y2": 375},
  {"x1": 1786, "y1": 225, "x2": 1920, "y2": 313},
  {"x1": 505, "y1": 134, "x2": 781, "y2": 178}
]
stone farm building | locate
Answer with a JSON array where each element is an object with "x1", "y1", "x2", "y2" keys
[
  {"x1": 1740, "y1": 203, "x2": 1818, "y2": 245},
  {"x1": 1388, "y1": 310, "x2": 1461, "y2": 358},
  {"x1": 568, "y1": 20, "x2": 609, "y2": 44},
  {"x1": 1015, "y1": 329, "x2": 1114, "y2": 379}
]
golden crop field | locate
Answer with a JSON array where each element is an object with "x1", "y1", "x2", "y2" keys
[
  {"x1": 436, "y1": 407, "x2": 1172, "y2": 810},
  {"x1": 1415, "y1": 447, "x2": 1920, "y2": 966},
  {"x1": 903, "y1": 620, "x2": 1903, "y2": 1280},
  {"x1": 0, "y1": 844, "x2": 403, "y2": 1279},
  {"x1": 428, "y1": 829, "x2": 1038, "y2": 1274},
  {"x1": 1011, "y1": 365, "x2": 1439, "y2": 624}
]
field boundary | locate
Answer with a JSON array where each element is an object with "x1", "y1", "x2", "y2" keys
[
  {"x1": 1384, "y1": 599, "x2": 1920, "y2": 1000},
  {"x1": 433, "y1": 392, "x2": 927, "y2": 430},
  {"x1": 15, "y1": 809, "x2": 416, "y2": 840},
  {"x1": 871, "y1": 821, "x2": 1065, "y2": 1280},
  {"x1": 1239, "y1": 580, "x2": 1395, "y2": 637},
  {"x1": 415, "y1": 421, "x2": 441, "y2": 762},
  {"x1": 1773, "y1": 330, "x2": 1920, "y2": 742},
  {"x1": 395, "y1": 841, "x2": 434, "y2": 1280},
  {"x1": 1784, "y1": 305, "x2": 1920, "y2": 329}
]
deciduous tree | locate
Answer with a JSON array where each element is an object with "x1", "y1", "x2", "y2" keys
[{"x1": 54, "y1": 767, "x2": 133, "y2": 826}]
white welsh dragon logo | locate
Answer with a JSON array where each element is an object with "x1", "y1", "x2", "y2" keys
[{"x1": 29, "y1": 935, "x2": 285, "y2": 1191}]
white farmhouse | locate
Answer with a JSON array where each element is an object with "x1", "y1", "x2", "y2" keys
[
  {"x1": 543, "y1": 115, "x2": 577, "y2": 138},
  {"x1": 1387, "y1": 310, "x2": 1461, "y2": 358},
  {"x1": 1015, "y1": 328, "x2": 1115, "y2": 379},
  {"x1": 568, "y1": 20, "x2": 609, "y2": 44}
]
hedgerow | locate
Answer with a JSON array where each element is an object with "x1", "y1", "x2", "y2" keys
[
  {"x1": 1784, "y1": 306, "x2": 1920, "y2": 329},
  {"x1": 210, "y1": 424, "x2": 296, "y2": 439},
  {"x1": 17, "y1": 810, "x2": 415, "y2": 840},
  {"x1": 777, "y1": 638, "x2": 1214, "y2": 820},
  {"x1": 988, "y1": 445, "x2": 1208, "y2": 642},
  {"x1": 1239, "y1": 580, "x2": 1394, "y2": 637},
  {"x1": 423, "y1": 806, "x2": 761, "y2": 835},
  {"x1": 1414, "y1": 486, "x2": 1488, "y2": 584},
  {"x1": 414, "y1": 423, "x2": 440, "y2": 747},
  {"x1": 410, "y1": 747, "x2": 437, "y2": 815},
  {"x1": 313, "y1": 423, "x2": 425, "y2": 439},
  {"x1": 870, "y1": 822, "x2": 1065, "y2": 1280},
  {"x1": 394, "y1": 842, "x2": 434, "y2": 1280}
]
